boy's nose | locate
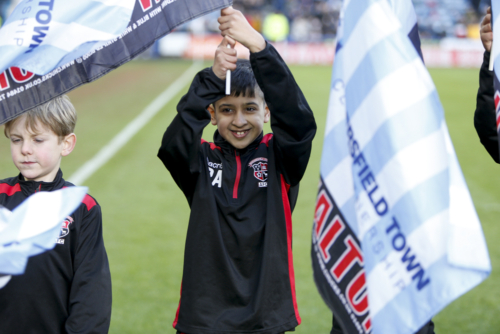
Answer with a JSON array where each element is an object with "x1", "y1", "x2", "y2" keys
[
  {"x1": 232, "y1": 111, "x2": 247, "y2": 127},
  {"x1": 21, "y1": 142, "x2": 33, "y2": 155}
]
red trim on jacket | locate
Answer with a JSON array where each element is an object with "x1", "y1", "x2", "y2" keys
[
  {"x1": 82, "y1": 195, "x2": 97, "y2": 211},
  {"x1": 280, "y1": 175, "x2": 301, "y2": 324},
  {"x1": 201, "y1": 139, "x2": 221, "y2": 151},
  {"x1": 173, "y1": 282, "x2": 183, "y2": 329},
  {"x1": 260, "y1": 133, "x2": 273, "y2": 147},
  {"x1": 0, "y1": 183, "x2": 21, "y2": 196},
  {"x1": 233, "y1": 151, "x2": 241, "y2": 199}
]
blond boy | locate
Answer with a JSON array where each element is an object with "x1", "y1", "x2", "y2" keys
[{"x1": 0, "y1": 95, "x2": 111, "y2": 334}]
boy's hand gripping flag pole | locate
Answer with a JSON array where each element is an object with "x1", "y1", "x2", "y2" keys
[
  {"x1": 0, "y1": 0, "x2": 233, "y2": 125},
  {"x1": 311, "y1": 0, "x2": 491, "y2": 333}
]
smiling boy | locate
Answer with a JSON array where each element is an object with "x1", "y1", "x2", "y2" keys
[
  {"x1": 158, "y1": 7, "x2": 316, "y2": 334},
  {"x1": 0, "y1": 95, "x2": 111, "y2": 334}
]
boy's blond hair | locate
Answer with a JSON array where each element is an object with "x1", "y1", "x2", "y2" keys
[{"x1": 4, "y1": 95, "x2": 76, "y2": 140}]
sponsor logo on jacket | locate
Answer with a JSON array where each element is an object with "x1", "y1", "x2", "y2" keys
[{"x1": 207, "y1": 158, "x2": 223, "y2": 188}]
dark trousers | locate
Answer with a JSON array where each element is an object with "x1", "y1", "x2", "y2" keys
[{"x1": 331, "y1": 315, "x2": 435, "y2": 334}]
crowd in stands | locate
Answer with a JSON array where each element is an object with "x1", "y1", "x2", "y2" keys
[
  {"x1": 413, "y1": 0, "x2": 482, "y2": 39},
  {"x1": 182, "y1": 0, "x2": 488, "y2": 42},
  {"x1": 0, "y1": 0, "x2": 489, "y2": 42}
]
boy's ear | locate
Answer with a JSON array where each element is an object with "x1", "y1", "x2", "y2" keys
[
  {"x1": 264, "y1": 105, "x2": 270, "y2": 123},
  {"x1": 208, "y1": 104, "x2": 217, "y2": 126},
  {"x1": 61, "y1": 133, "x2": 76, "y2": 157}
]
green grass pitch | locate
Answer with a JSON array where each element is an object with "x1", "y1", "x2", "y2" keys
[{"x1": 1, "y1": 60, "x2": 499, "y2": 333}]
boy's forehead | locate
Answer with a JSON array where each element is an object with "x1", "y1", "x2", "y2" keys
[
  {"x1": 10, "y1": 115, "x2": 51, "y2": 135},
  {"x1": 215, "y1": 94, "x2": 266, "y2": 107}
]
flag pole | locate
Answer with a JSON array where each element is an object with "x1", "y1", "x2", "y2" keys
[
  {"x1": 226, "y1": 43, "x2": 231, "y2": 95},
  {"x1": 490, "y1": 8, "x2": 494, "y2": 71},
  {"x1": 489, "y1": 40, "x2": 494, "y2": 71}
]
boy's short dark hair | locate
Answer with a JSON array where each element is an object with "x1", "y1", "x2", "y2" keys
[{"x1": 228, "y1": 59, "x2": 264, "y2": 100}]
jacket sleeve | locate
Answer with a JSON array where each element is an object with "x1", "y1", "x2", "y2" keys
[
  {"x1": 65, "y1": 201, "x2": 112, "y2": 334},
  {"x1": 474, "y1": 51, "x2": 499, "y2": 163},
  {"x1": 250, "y1": 42, "x2": 317, "y2": 186},
  {"x1": 158, "y1": 68, "x2": 226, "y2": 204}
]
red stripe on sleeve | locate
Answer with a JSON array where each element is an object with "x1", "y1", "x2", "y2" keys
[
  {"x1": 0, "y1": 183, "x2": 21, "y2": 196},
  {"x1": 280, "y1": 175, "x2": 301, "y2": 324},
  {"x1": 201, "y1": 138, "x2": 221, "y2": 151},
  {"x1": 82, "y1": 194, "x2": 97, "y2": 211}
]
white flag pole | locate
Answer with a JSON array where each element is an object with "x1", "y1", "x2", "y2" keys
[
  {"x1": 489, "y1": 40, "x2": 494, "y2": 71},
  {"x1": 225, "y1": 43, "x2": 231, "y2": 95}
]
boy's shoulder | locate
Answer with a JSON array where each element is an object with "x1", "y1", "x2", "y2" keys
[
  {"x1": 0, "y1": 175, "x2": 22, "y2": 197},
  {"x1": 63, "y1": 181, "x2": 100, "y2": 214}
]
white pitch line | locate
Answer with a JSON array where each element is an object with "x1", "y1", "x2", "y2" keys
[{"x1": 68, "y1": 61, "x2": 203, "y2": 185}]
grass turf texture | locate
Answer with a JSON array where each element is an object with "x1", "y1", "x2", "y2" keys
[{"x1": 1, "y1": 60, "x2": 499, "y2": 333}]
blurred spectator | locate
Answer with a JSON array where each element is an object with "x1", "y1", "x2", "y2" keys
[{"x1": 262, "y1": 12, "x2": 289, "y2": 42}]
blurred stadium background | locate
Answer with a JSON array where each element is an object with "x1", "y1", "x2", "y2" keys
[{"x1": 1, "y1": 0, "x2": 500, "y2": 333}]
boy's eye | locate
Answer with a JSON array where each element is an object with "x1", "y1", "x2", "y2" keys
[
  {"x1": 11, "y1": 138, "x2": 20, "y2": 143},
  {"x1": 221, "y1": 108, "x2": 233, "y2": 113}
]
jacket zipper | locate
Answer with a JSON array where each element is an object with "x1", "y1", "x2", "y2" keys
[{"x1": 233, "y1": 150, "x2": 241, "y2": 199}]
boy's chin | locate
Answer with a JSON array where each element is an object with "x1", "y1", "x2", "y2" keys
[{"x1": 223, "y1": 133, "x2": 258, "y2": 150}]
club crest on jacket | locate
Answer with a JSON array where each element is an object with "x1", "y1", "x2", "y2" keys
[
  {"x1": 249, "y1": 158, "x2": 268, "y2": 187},
  {"x1": 57, "y1": 216, "x2": 74, "y2": 244}
]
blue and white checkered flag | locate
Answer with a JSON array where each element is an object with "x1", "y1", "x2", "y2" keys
[
  {"x1": 0, "y1": 0, "x2": 135, "y2": 75},
  {"x1": 0, "y1": 187, "x2": 87, "y2": 286},
  {"x1": 312, "y1": 0, "x2": 491, "y2": 333}
]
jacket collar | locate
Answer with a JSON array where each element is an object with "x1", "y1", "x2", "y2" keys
[
  {"x1": 17, "y1": 169, "x2": 65, "y2": 197},
  {"x1": 213, "y1": 130, "x2": 264, "y2": 156}
]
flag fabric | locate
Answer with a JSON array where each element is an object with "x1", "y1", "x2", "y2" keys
[
  {"x1": 0, "y1": 187, "x2": 87, "y2": 282},
  {"x1": 0, "y1": 0, "x2": 136, "y2": 75},
  {"x1": 0, "y1": 0, "x2": 232, "y2": 125},
  {"x1": 491, "y1": 2, "x2": 500, "y2": 158},
  {"x1": 311, "y1": 0, "x2": 491, "y2": 333}
]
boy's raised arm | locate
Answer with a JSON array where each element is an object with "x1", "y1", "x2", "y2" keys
[
  {"x1": 219, "y1": 8, "x2": 316, "y2": 186},
  {"x1": 251, "y1": 45, "x2": 317, "y2": 186},
  {"x1": 474, "y1": 7, "x2": 499, "y2": 163},
  {"x1": 158, "y1": 44, "x2": 228, "y2": 203}
]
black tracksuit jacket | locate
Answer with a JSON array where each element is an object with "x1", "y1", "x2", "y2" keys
[
  {"x1": 158, "y1": 43, "x2": 316, "y2": 334},
  {"x1": 474, "y1": 51, "x2": 499, "y2": 163},
  {"x1": 0, "y1": 170, "x2": 112, "y2": 334}
]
